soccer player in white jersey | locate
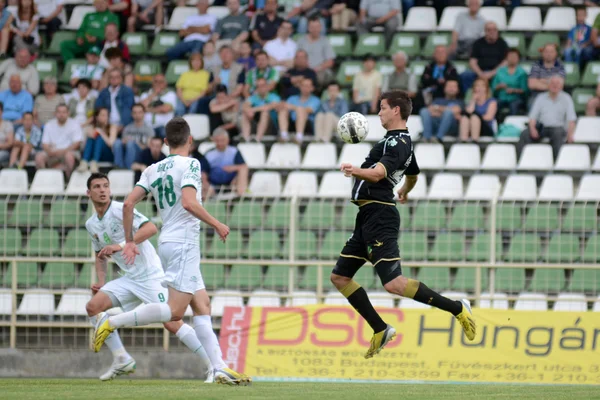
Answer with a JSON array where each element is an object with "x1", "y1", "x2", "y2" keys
[
  {"x1": 93, "y1": 117, "x2": 250, "y2": 386},
  {"x1": 84, "y1": 172, "x2": 213, "y2": 382}
]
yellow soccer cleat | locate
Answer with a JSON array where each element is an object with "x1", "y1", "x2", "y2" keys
[
  {"x1": 364, "y1": 324, "x2": 396, "y2": 359},
  {"x1": 93, "y1": 317, "x2": 116, "y2": 353},
  {"x1": 456, "y1": 299, "x2": 476, "y2": 341},
  {"x1": 215, "y1": 368, "x2": 252, "y2": 386}
]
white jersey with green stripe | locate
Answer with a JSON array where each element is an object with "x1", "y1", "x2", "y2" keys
[
  {"x1": 85, "y1": 200, "x2": 164, "y2": 281},
  {"x1": 136, "y1": 154, "x2": 202, "y2": 246}
]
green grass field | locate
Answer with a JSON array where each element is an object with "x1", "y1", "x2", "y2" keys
[{"x1": 1, "y1": 379, "x2": 600, "y2": 400}]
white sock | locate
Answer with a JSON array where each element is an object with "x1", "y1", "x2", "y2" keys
[
  {"x1": 176, "y1": 323, "x2": 212, "y2": 372},
  {"x1": 193, "y1": 315, "x2": 227, "y2": 370},
  {"x1": 280, "y1": 131, "x2": 289, "y2": 140},
  {"x1": 108, "y1": 303, "x2": 171, "y2": 329},
  {"x1": 295, "y1": 132, "x2": 303, "y2": 143},
  {"x1": 90, "y1": 315, "x2": 131, "y2": 363}
]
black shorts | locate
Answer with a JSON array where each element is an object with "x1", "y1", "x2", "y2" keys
[{"x1": 332, "y1": 203, "x2": 402, "y2": 286}]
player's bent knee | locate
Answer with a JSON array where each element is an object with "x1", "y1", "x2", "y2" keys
[
  {"x1": 330, "y1": 273, "x2": 351, "y2": 289},
  {"x1": 163, "y1": 320, "x2": 183, "y2": 334},
  {"x1": 85, "y1": 301, "x2": 102, "y2": 317}
]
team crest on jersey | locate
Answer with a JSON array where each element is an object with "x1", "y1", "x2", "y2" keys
[
  {"x1": 189, "y1": 162, "x2": 200, "y2": 173},
  {"x1": 110, "y1": 220, "x2": 121, "y2": 234},
  {"x1": 388, "y1": 138, "x2": 398, "y2": 147}
]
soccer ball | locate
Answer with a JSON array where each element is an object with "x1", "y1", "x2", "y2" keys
[{"x1": 337, "y1": 112, "x2": 369, "y2": 144}]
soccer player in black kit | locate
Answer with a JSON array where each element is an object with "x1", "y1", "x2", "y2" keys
[{"x1": 333, "y1": 90, "x2": 476, "y2": 359}]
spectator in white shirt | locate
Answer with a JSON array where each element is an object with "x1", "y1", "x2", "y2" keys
[
  {"x1": 35, "y1": 0, "x2": 65, "y2": 42},
  {"x1": 35, "y1": 103, "x2": 83, "y2": 177},
  {"x1": 166, "y1": 0, "x2": 217, "y2": 61},
  {"x1": 127, "y1": 0, "x2": 163, "y2": 33},
  {"x1": 70, "y1": 46, "x2": 104, "y2": 90},
  {"x1": 264, "y1": 20, "x2": 297, "y2": 73},
  {"x1": 139, "y1": 73, "x2": 176, "y2": 138},
  {"x1": 0, "y1": 48, "x2": 40, "y2": 95}
]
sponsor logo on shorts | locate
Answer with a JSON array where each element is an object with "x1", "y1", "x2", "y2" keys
[{"x1": 190, "y1": 276, "x2": 198, "y2": 282}]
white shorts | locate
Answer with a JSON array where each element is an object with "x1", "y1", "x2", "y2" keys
[
  {"x1": 101, "y1": 275, "x2": 168, "y2": 312},
  {"x1": 158, "y1": 242, "x2": 205, "y2": 294}
]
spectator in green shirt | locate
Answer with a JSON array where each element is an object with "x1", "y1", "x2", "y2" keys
[
  {"x1": 491, "y1": 48, "x2": 528, "y2": 116},
  {"x1": 60, "y1": 0, "x2": 120, "y2": 61},
  {"x1": 243, "y1": 50, "x2": 279, "y2": 98}
]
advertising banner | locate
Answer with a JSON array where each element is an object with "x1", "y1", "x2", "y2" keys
[{"x1": 219, "y1": 305, "x2": 600, "y2": 384}]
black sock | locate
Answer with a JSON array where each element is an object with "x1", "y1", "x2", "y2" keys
[
  {"x1": 408, "y1": 280, "x2": 462, "y2": 316},
  {"x1": 342, "y1": 281, "x2": 387, "y2": 333}
]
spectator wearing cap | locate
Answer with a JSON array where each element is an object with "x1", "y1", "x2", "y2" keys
[
  {"x1": 0, "y1": 48, "x2": 40, "y2": 95},
  {"x1": 99, "y1": 47, "x2": 134, "y2": 89},
  {"x1": 450, "y1": 0, "x2": 485, "y2": 59},
  {"x1": 357, "y1": 0, "x2": 401, "y2": 48},
  {"x1": 0, "y1": 75, "x2": 33, "y2": 127},
  {"x1": 491, "y1": 48, "x2": 528, "y2": 116},
  {"x1": 211, "y1": 45, "x2": 245, "y2": 99},
  {"x1": 278, "y1": 77, "x2": 320, "y2": 143},
  {"x1": 209, "y1": 84, "x2": 240, "y2": 138},
  {"x1": 95, "y1": 68, "x2": 135, "y2": 132},
  {"x1": 280, "y1": 50, "x2": 317, "y2": 99},
  {"x1": 140, "y1": 73, "x2": 176, "y2": 138},
  {"x1": 244, "y1": 50, "x2": 279, "y2": 97},
  {"x1": 528, "y1": 43, "x2": 566, "y2": 104},
  {"x1": 241, "y1": 77, "x2": 280, "y2": 142},
  {"x1": 250, "y1": 0, "x2": 283, "y2": 51},
  {"x1": 351, "y1": 54, "x2": 381, "y2": 115},
  {"x1": 212, "y1": 0, "x2": 249, "y2": 52},
  {"x1": 97, "y1": 22, "x2": 130, "y2": 69},
  {"x1": 67, "y1": 79, "x2": 95, "y2": 128},
  {"x1": 296, "y1": 17, "x2": 335, "y2": 86},
  {"x1": 175, "y1": 52, "x2": 214, "y2": 116},
  {"x1": 204, "y1": 127, "x2": 248, "y2": 197},
  {"x1": 8, "y1": 111, "x2": 41, "y2": 168},
  {"x1": 127, "y1": 0, "x2": 164, "y2": 33},
  {"x1": 264, "y1": 20, "x2": 297, "y2": 74},
  {"x1": 314, "y1": 81, "x2": 348, "y2": 142},
  {"x1": 0, "y1": 102, "x2": 14, "y2": 166},
  {"x1": 166, "y1": 0, "x2": 217, "y2": 61},
  {"x1": 113, "y1": 103, "x2": 155, "y2": 169},
  {"x1": 34, "y1": 76, "x2": 64, "y2": 127},
  {"x1": 132, "y1": 136, "x2": 166, "y2": 181},
  {"x1": 382, "y1": 51, "x2": 417, "y2": 97},
  {"x1": 70, "y1": 46, "x2": 105, "y2": 91}
]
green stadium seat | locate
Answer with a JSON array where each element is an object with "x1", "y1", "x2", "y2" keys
[
  {"x1": 544, "y1": 234, "x2": 580, "y2": 263},
  {"x1": 409, "y1": 61, "x2": 429, "y2": 80},
  {"x1": 466, "y1": 233, "x2": 503, "y2": 262},
  {"x1": 49, "y1": 200, "x2": 83, "y2": 228},
  {"x1": 225, "y1": 265, "x2": 263, "y2": 289},
  {"x1": 0, "y1": 228, "x2": 21, "y2": 256},
  {"x1": 395, "y1": 203, "x2": 411, "y2": 230},
  {"x1": 377, "y1": 60, "x2": 394, "y2": 76},
  {"x1": 412, "y1": 202, "x2": 446, "y2": 230},
  {"x1": 229, "y1": 201, "x2": 262, "y2": 229},
  {"x1": 572, "y1": 88, "x2": 596, "y2": 114},
  {"x1": 282, "y1": 230, "x2": 318, "y2": 260},
  {"x1": 60, "y1": 59, "x2": 87, "y2": 84},
  {"x1": 265, "y1": 201, "x2": 292, "y2": 229},
  {"x1": 418, "y1": 267, "x2": 451, "y2": 291},
  {"x1": 354, "y1": 267, "x2": 375, "y2": 289},
  {"x1": 423, "y1": 33, "x2": 451, "y2": 58},
  {"x1": 399, "y1": 232, "x2": 427, "y2": 261},
  {"x1": 501, "y1": 33, "x2": 525, "y2": 56},
  {"x1": 300, "y1": 201, "x2": 336, "y2": 230},
  {"x1": 211, "y1": 230, "x2": 243, "y2": 259},
  {"x1": 429, "y1": 233, "x2": 465, "y2": 261},
  {"x1": 133, "y1": 60, "x2": 162, "y2": 81},
  {"x1": 335, "y1": 61, "x2": 362, "y2": 86},
  {"x1": 39, "y1": 263, "x2": 76, "y2": 288},
  {"x1": 149, "y1": 33, "x2": 180, "y2": 56},
  {"x1": 389, "y1": 33, "x2": 421, "y2": 58},
  {"x1": 523, "y1": 204, "x2": 559, "y2": 232},
  {"x1": 264, "y1": 266, "x2": 291, "y2": 289},
  {"x1": 527, "y1": 33, "x2": 559, "y2": 59},
  {"x1": 122, "y1": 32, "x2": 148, "y2": 56},
  {"x1": 582, "y1": 235, "x2": 600, "y2": 263},
  {"x1": 328, "y1": 33, "x2": 353, "y2": 57},
  {"x1": 203, "y1": 264, "x2": 225, "y2": 290},
  {"x1": 495, "y1": 268, "x2": 526, "y2": 292},
  {"x1": 453, "y1": 61, "x2": 469, "y2": 75},
  {"x1": 354, "y1": 33, "x2": 386, "y2": 57},
  {"x1": 33, "y1": 59, "x2": 58, "y2": 82},
  {"x1": 452, "y1": 267, "x2": 489, "y2": 292},
  {"x1": 204, "y1": 201, "x2": 227, "y2": 223},
  {"x1": 337, "y1": 204, "x2": 357, "y2": 230},
  {"x1": 300, "y1": 266, "x2": 321, "y2": 289},
  {"x1": 8, "y1": 199, "x2": 43, "y2": 227},
  {"x1": 504, "y1": 233, "x2": 542, "y2": 262},
  {"x1": 448, "y1": 204, "x2": 485, "y2": 230},
  {"x1": 568, "y1": 269, "x2": 600, "y2": 292},
  {"x1": 564, "y1": 62, "x2": 580, "y2": 87},
  {"x1": 247, "y1": 230, "x2": 281, "y2": 259},
  {"x1": 562, "y1": 204, "x2": 596, "y2": 232},
  {"x1": 581, "y1": 62, "x2": 600, "y2": 86},
  {"x1": 75, "y1": 264, "x2": 93, "y2": 288},
  {"x1": 0, "y1": 199, "x2": 7, "y2": 225},
  {"x1": 134, "y1": 201, "x2": 156, "y2": 219},
  {"x1": 62, "y1": 229, "x2": 91, "y2": 257},
  {"x1": 495, "y1": 204, "x2": 522, "y2": 231},
  {"x1": 529, "y1": 268, "x2": 565, "y2": 292},
  {"x1": 25, "y1": 228, "x2": 60, "y2": 257},
  {"x1": 166, "y1": 60, "x2": 190, "y2": 85},
  {"x1": 320, "y1": 231, "x2": 351, "y2": 260},
  {"x1": 47, "y1": 31, "x2": 76, "y2": 54},
  {"x1": 3, "y1": 262, "x2": 38, "y2": 287}
]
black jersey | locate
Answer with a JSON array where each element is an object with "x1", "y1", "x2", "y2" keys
[{"x1": 350, "y1": 129, "x2": 420, "y2": 205}]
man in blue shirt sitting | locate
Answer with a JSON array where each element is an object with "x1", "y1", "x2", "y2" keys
[
  {"x1": 0, "y1": 75, "x2": 33, "y2": 129},
  {"x1": 241, "y1": 77, "x2": 281, "y2": 142},
  {"x1": 204, "y1": 128, "x2": 248, "y2": 197},
  {"x1": 277, "y1": 77, "x2": 320, "y2": 144}
]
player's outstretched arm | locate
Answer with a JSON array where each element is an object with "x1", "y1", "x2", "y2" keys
[
  {"x1": 122, "y1": 186, "x2": 147, "y2": 263},
  {"x1": 397, "y1": 175, "x2": 418, "y2": 204},
  {"x1": 181, "y1": 187, "x2": 230, "y2": 241},
  {"x1": 98, "y1": 222, "x2": 158, "y2": 259},
  {"x1": 340, "y1": 163, "x2": 386, "y2": 183}
]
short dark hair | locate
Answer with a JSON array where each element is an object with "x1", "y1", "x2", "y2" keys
[
  {"x1": 219, "y1": 44, "x2": 232, "y2": 53},
  {"x1": 215, "y1": 84, "x2": 228, "y2": 94},
  {"x1": 22, "y1": 111, "x2": 33, "y2": 118},
  {"x1": 132, "y1": 103, "x2": 146, "y2": 112},
  {"x1": 363, "y1": 53, "x2": 376, "y2": 63},
  {"x1": 308, "y1": 15, "x2": 321, "y2": 23},
  {"x1": 87, "y1": 172, "x2": 109, "y2": 189},
  {"x1": 507, "y1": 47, "x2": 521, "y2": 58},
  {"x1": 165, "y1": 117, "x2": 190, "y2": 148},
  {"x1": 380, "y1": 90, "x2": 412, "y2": 120},
  {"x1": 105, "y1": 47, "x2": 123, "y2": 60},
  {"x1": 327, "y1": 81, "x2": 340, "y2": 89},
  {"x1": 76, "y1": 78, "x2": 92, "y2": 89},
  {"x1": 150, "y1": 136, "x2": 163, "y2": 143},
  {"x1": 256, "y1": 50, "x2": 269, "y2": 59}
]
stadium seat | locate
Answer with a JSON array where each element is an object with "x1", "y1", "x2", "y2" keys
[
  {"x1": 229, "y1": 201, "x2": 262, "y2": 229},
  {"x1": 0, "y1": 228, "x2": 22, "y2": 257},
  {"x1": 0, "y1": 168, "x2": 28, "y2": 195},
  {"x1": 414, "y1": 143, "x2": 444, "y2": 170},
  {"x1": 467, "y1": 233, "x2": 503, "y2": 262},
  {"x1": 428, "y1": 173, "x2": 463, "y2": 200},
  {"x1": 133, "y1": 59, "x2": 162, "y2": 84},
  {"x1": 412, "y1": 202, "x2": 446, "y2": 230},
  {"x1": 122, "y1": 32, "x2": 148, "y2": 56},
  {"x1": 574, "y1": 117, "x2": 600, "y2": 143},
  {"x1": 55, "y1": 288, "x2": 91, "y2": 317},
  {"x1": 318, "y1": 172, "x2": 351, "y2": 198},
  {"x1": 537, "y1": 175, "x2": 574, "y2": 201},
  {"x1": 544, "y1": 234, "x2": 580, "y2": 263},
  {"x1": 504, "y1": 233, "x2": 542, "y2": 262},
  {"x1": 582, "y1": 62, "x2": 600, "y2": 86},
  {"x1": 429, "y1": 233, "x2": 465, "y2": 261},
  {"x1": 408, "y1": 60, "x2": 429, "y2": 80},
  {"x1": 464, "y1": 174, "x2": 500, "y2": 200},
  {"x1": 351, "y1": 267, "x2": 375, "y2": 289},
  {"x1": 501, "y1": 174, "x2": 537, "y2": 201},
  {"x1": 75, "y1": 264, "x2": 93, "y2": 289},
  {"x1": 369, "y1": 292, "x2": 395, "y2": 308},
  {"x1": 523, "y1": 204, "x2": 560, "y2": 232},
  {"x1": 211, "y1": 290, "x2": 243, "y2": 317},
  {"x1": 39, "y1": 263, "x2": 75, "y2": 288},
  {"x1": 572, "y1": 88, "x2": 596, "y2": 114},
  {"x1": 445, "y1": 143, "x2": 480, "y2": 170},
  {"x1": 570, "y1": 266, "x2": 600, "y2": 292},
  {"x1": 8, "y1": 198, "x2": 43, "y2": 227},
  {"x1": 452, "y1": 267, "x2": 488, "y2": 292},
  {"x1": 0, "y1": 288, "x2": 12, "y2": 317},
  {"x1": 49, "y1": 200, "x2": 82, "y2": 228},
  {"x1": 260, "y1": 266, "x2": 289, "y2": 289},
  {"x1": 106, "y1": 170, "x2": 134, "y2": 197},
  {"x1": 508, "y1": 6, "x2": 542, "y2": 31},
  {"x1": 423, "y1": 33, "x2": 452, "y2": 58},
  {"x1": 495, "y1": 204, "x2": 522, "y2": 230},
  {"x1": 338, "y1": 143, "x2": 370, "y2": 166},
  {"x1": 207, "y1": 5, "x2": 229, "y2": 18},
  {"x1": 564, "y1": 62, "x2": 581, "y2": 87},
  {"x1": 583, "y1": 235, "x2": 600, "y2": 265},
  {"x1": 203, "y1": 201, "x2": 227, "y2": 222},
  {"x1": 517, "y1": 144, "x2": 553, "y2": 171},
  {"x1": 480, "y1": 7, "x2": 507, "y2": 30},
  {"x1": 480, "y1": 143, "x2": 516, "y2": 171},
  {"x1": 514, "y1": 293, "x2": 548, "y2": 311},
  {"x1": 248, "y1": 290, "x2": 281, "y2": 307},
  {"x1": 33, "y1": 59, "x2": 58, "y2": 82},
  {"x1": 25, "y1": 229, "x2": 60, "y2": 257},
  {"x1": 3, "y1": 262, "x2": 37, "y2": 287},
  {"x1": 575, "y1": 174, "x2": 600, "y2": 201},
  {"x1": 335, "y1": 61, "x2": 362, "y2": 86},
  {"x1": 210, "y1": 230, "x2": 243, "y2": 259},
  {"x1": 354, "y1": 33, "x2": 386, "y2": 57},
  {"x1": 453, "y1": 61, "x2": 469, "y2": 75},
  {"x1": 247, "y1": 230, "x2": 281, "y2": 259},
  {"x1": 479, "y1": 292, "x2": 508, "y2": 309},
  {"x1": 46, "y1": 31, "x2": 76, "y2": 54},
  {"x1": 502, "y1": 115, "x2": 529, "y2": 132},
  {"x1": 324, "y1": 290, "x2": 347, "y2": 306},
  {"x1": 587, "y1": 7, "x2": 600, "y2": 26},
  {"x1": 327, "y1": 33, "x2": 352, "y2": 57},
  {"x1": 562, "y1": 204, "x2": 596, "y2": 232},
  {"x1": 282, "y1": 172, "x2": 318, "y2": 197},
  {"x1": 182, "y1": 114, "x2": 210, "y2": 142},
  {"x1": 166, "y1": 7, "x2": 197, "y2": 30},
  {"x1": 554, "y1": 145, "x2": 591, "y2": 172},
  {"x1": 266, "y1": 143, "x2": 301, "y2": 169},
  {"x1": 65, "y1": 5, "x2": 95, "y2": 30},
  {"x1": 299, "y1": 266, "x2": 322, "y2": 289},
  {"x1": 495, "y1": 268, "x2": 526, "y2": 292},
  {"x1": 594, "y1": 151, "x2": 600, "y2": 172},
  {"x1": 448, "y1": 204, "x2": 485, "y2": 231},
  {"x1": 226, "y1": 265, "x2": 263, "y2": 289},
  {"x1": 302, "y1": 143, "x2": 337, "y2": 169},
  {"x1": 543, "y1": 7, "x2": 576, "y2": 31},
  {"x1": 202, "y1": 264, "x2": 225, "y2": 290},
  {"x1": 337, "y1": 204, "x2": 357, "y2": 230},
  {"x1": 285, "y1": 291, "x2": 318, "y2": 307},
  {"x1": 29, "y1": 169, "x2": 64, "y2": 195},
  {"x1": 264, "y1": 201, "x2": 290, "y2": 229},
  {"x1": 553, "y1": 293, "x2": 587, "y2": 312},
  {"x1": 403, "y1": 174, "x2": 427, "y2": 200},
  {"x1": 17, "y1": 289, "x2": 55, "y2": 317},
  {"x1": 403, "y1": 7, "x2": 437, "y2": 31},
  {"x1": 65, "y1": 171, "x2": 91, "y2": 195},
  {"x1": 165, "y1": 60, "x2": 189, "y2": 85},
  {"x1": 248, "y1": 171, "x2": 282, "y2": 197},
  {"x1": 501, "y1": 33, "x2": 526, "y2": 56},
  {"x1": 530, "y1": 268, "x2": 565, "y2": 292},
  {"x1": 389, "y1": 33, "x2": 421, "y2": 57},
  {"x1": 399, "y1": 298, "x2": 431, "y2": 309},
  {"x1": 437, "y1": 7, "x2": 466, "y2": 30},
  {"x1": 236, "y1": 143, "x2": 266, "y2": 169},
  {"x1": 62, "y1": 229, "x2": 92, "y2": 257},
  {"x1": 320, "y1": 231, "x2": 352, "y2": 260},
  {"x1": 365, "y1": 115, "x2": 387, "y2": 142},
  {"x1": 149, "y1": 32, "x2": 181, "y2": 56},
  {"x1": 282, "y1": 230, "x2": 318, "y2": 259}
]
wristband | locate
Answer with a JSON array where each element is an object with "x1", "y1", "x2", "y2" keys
[{"x1": 119, "y1": 241, "x2": 126, "y2": 249}]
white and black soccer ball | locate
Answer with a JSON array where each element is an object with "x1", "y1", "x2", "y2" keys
[{"x1": 337, "y1": 112, "x2": 369, "y2": 144}]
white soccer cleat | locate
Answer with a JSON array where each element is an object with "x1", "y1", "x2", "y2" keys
[
  {"x1": 204, "y1": 368, "x2": 214, "y2": 383},
  {"x1": 214, "y1": 368, "x2": 252, "y2": 386},
  {"x1": 99, "y1": 359, "x2": 136, "y2": 381}
]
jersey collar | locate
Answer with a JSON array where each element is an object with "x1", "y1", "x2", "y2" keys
[
  {"x1": 97, "y1": 200, "x2": 112, "y2": 221},
  {"x1": 385, "y1": 129, "x2": 409, "y2": 137}
]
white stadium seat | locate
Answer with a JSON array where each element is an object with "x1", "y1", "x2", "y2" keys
[
  {"x1": 440, "y1": 291, "x2": 469, "y2": 302},
  {"x1": 324, "y1": 290, "x2": 347, "y2": 306},
  {"x1": 522, "y1": 0, "x2": 553, "y2": 4},
  {"x1": 338, "y1": 143, "x2": 371, "y2": 166},
  {"x1": 406, "y1": 115, "x2": 423, "y2": 141},
  {"x1": 593, "y1": 295, "x2": 600, "y2": 312},
  {"x1": 166, "y1": 7, "x2": 197, "y2": 30},
  {"x1": 575, "y1": 174, "x2": 600, "y2": 201},
  {"x1": 399, "y1": 298, "x2": 430, "y2": 309},
  {"x1": 17, "y1": 289, "x2": 55, "y2": 316},
  {"x1": 207, "y1": 6, "x2": 229, "y2": 18},
  {"x1": 55, "y1": 289, "x2": 91, "y2": 316},
  {"x1": 501, "y1": 174, "x2": 537, "y2": 201},
  {"x1": 554, "y1": 144, "x2": 591, "y2": 172},
  {"x1": 403, "y1": 7, "x2": 437, "y2": 31},
  {"x1": 464, "y1": 174, "x2": 501, "y2": 200},
  {"x1": 198, "y1": 141, "x2": 215, "y2": 154},
  {"x1": 592, "y1": 151, "x2": 600, "y2": 172},
  {"x1": 183, "y1": 114, "x2": 210, "y2": 141},
  {"x1": 514, "y1": 293, "x2": 548, "y2": 311},
  {"x1": 480, "y1": 7, "x2": 507, "y2": 30},
  {"x1": 538, "y1": 175, "x2": 574, "y2": 201},
  {"x1": 553, "y1": 293, "x2": 587, "y2": 312},
  {"x1": 543, "y1": 7, "x2": 576, "y2": 31},
  {"x1": 65, "y1": 5, "x2": 94, "y2": 29},
  {"x1": 502, "y1": 115, "x2": 529, "y2": 131},
  {"x1": 247, "y1": 290, "x2": 280, "y2": 307},
  {"x1": 301, "y1": 143, "x2": 337, "y2": 169},
  {"x1": 414, "y1": 143, "x2": 445, "y2": 170},
  {"x1": 438, "y1": 7, "x2": 466, "y2": 30},
  {"x1": 508, "y1": 7, "x2": 542, "y2": 31},
  {"x1": 265, "y1": 143, "x2": 301, "y2": 168},
  {"x1": 282, "y1": 171, "x2": 318, "y2": 197},
  {"x1": 481, "y1": 143, "x2": 517, "y2": 171},
  {"x1": 285, "y1": 291, "x2": 318, "y2": 307},
  {"x1": 318, "y1": 171, "x2": 351, "y2": 198},
  {"x1": 479, "y1": 292, "x2": 509, "y2": 310},
  {"x1": 445, "y1": 143, "x2": 481, "y2": 170},
  {"x1": 517, "y1": 144, "x2": 553, "y2": 171},
  {"x1": 29, "y1": 169, "x2": 64, "y2": 195},
  {"x1": 211, "y1": 290, "x2": 244, "y2": 317},
  {"x1": 248, "y1": 171, "x2": 282, "y2": 197},
  {"x1": 365, "y1": 116, "x2": 386, "y2": 142},
  {"x1": 370, "y1": 292, "x2": 395, "y2": 308},
  {"x1": 402, "y1": 173, "x2": 427, "y2": 200},
  {"x1": 107, "y1": 170, "x2": 134, "y2": 197},
  {"x1": 0, "y1": 168, "x2": 28, "y2": 195},
  {"x1": 428, "y1": 173, "x2": 463, "y2": 200},
  {"x1": 574, "y1": 117, "x2": 600, "y2": 143},
  {"x1": 237, "y1": 143, "x2": 266, "y2": 169},
  {"x1": 0, "y1": 289, "x2": 12, "y2": 316},
  {"x1": 65, "y1": 171, "x2": 91, "y2": 195},
  {"x1": 587, "y1": 7, "x2": 600, "y2": 26}
]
